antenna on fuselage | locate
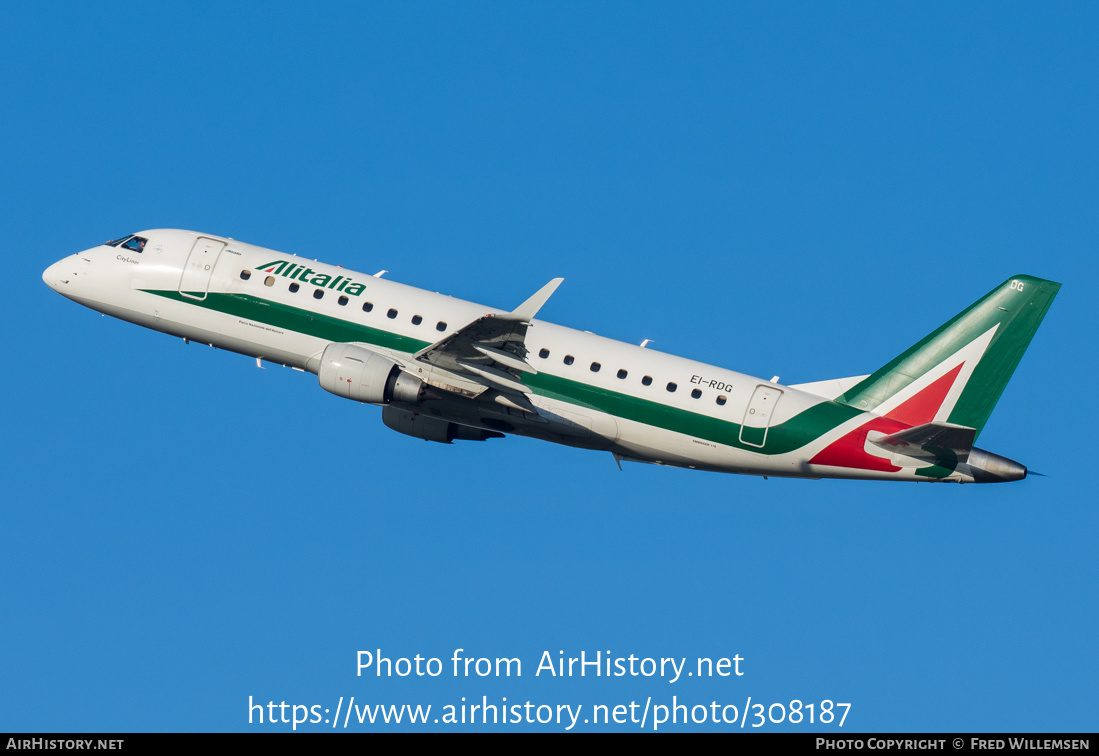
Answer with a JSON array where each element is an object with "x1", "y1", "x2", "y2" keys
[{"x1": 640, "y1": 339, "x2": 653, "y2": 348}]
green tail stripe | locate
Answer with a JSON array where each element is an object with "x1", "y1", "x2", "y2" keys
[{"x1": 837, "y1": 275, "x2": 1060, "y2": 439}]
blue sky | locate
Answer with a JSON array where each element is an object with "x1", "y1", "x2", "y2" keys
[{"x1": 3, "y1": 1, "x2": 1097, "y2": 732}]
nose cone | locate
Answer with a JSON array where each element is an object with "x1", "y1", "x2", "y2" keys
[
  {"x1": 43, "y1": 256, "x2": 84, "y2": 296},
  {"x1": 43, "y1": 260, "x2": 62, "y2": 291}
]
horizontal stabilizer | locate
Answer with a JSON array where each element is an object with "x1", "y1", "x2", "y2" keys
[{"x1": 871, "y1": 422, "x2": 976, "y2": 459}]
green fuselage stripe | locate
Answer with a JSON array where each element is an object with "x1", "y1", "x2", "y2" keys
[
  {"x1": 146, "y1": 289, "x2": 858, "y2": 454},
  {"x1": 152, "y1": 290, "x2": 434, "y2": 353},
  {"x1": 524, "y1": 372, "x2": 858, "y2": 454}
]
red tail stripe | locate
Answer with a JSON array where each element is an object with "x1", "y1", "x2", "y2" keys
[
  {"x1": 809, "y1": 362, "x2": 965, "y2": 473},
  {"x1": 886, "y1": 363, "x2": 964, "y2": 426}
]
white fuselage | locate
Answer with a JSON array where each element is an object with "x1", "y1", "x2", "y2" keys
[{"x1": 42, "y1": 229, "x2": 979, "y2": 481}]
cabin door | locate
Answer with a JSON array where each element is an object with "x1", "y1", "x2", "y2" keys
[
  {"x1": 739, "y1": 385, "x2": 783, "y2": 448},
  {"x1": 179, "y1": 237, "x2": 226, "y2": 300}
]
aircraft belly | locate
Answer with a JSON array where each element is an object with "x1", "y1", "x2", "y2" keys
[
  {"x1": 127, "y1": 288, "x2": 319, "y2": 367},
  {"x1": 608, "y1": 414, "x2": 820, "y2": 478}
]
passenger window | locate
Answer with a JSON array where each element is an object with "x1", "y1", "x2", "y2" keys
[
  {"x1": 590, "y1": 362, "x2": 601, "y2": 372},
  {"x1": 289, "y1": 282, "x2": 300, "y2": 293},
  {"x1": 240, "y1": 270, "x2": 251, "y2": 281},
  {"x1": 642, "y1": 376, "x2": 653, "y2": 386},
  {"x1": 362, "y1": 302, "x2": 373, "y2": 312},
  {"x1": 691, "y1": 388, "x2": 702, "y2": 399},
  {"x1": 411, "y1": 315, "x2": 422, "y2": 325},
  {"x1": 387, "y1": 309, "x2": 398, "y2": 319},
  {"x1": 564, "y1": 355, "x2": 574, "y2": 366},
  {"x1": 436, "y1": 321, "x2": 447, "y2": 331},
  {"x1": 338, "y1": 295, "x2": 348, "y2": 306},
  {"x1": 666, "y1": 382, "x2": 677, "y2": 392},
  {"x1": 617, "y1": 369, "x2": 628, "y2": 379},
  {"x1": 716, "y1": 395, "x2": 727, "y2": 405},
  {"x1": 313, "y1": 289, "x2": 324, "y2": 300},
  {"x1": 539, "y1": 348, "x2": 550, "y2": 359},
  {"x1": 264, "y1": 276, "x2": 275, "y2": 287}
]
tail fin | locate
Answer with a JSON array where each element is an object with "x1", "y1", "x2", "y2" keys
[{"x1": 836, "y1": 275, "x2": 1060, "y2": 440}]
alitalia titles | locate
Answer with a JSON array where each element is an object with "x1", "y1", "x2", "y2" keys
[{"x1": 257, "y1": 260, "x2": 367, "y2": 296}]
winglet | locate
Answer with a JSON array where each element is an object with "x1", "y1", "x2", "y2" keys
[{"x1": 498, "y1": 278, "x2": 564, "y2": 322}]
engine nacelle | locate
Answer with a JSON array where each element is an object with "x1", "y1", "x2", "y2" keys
[
  {"x1": 382, "y1": 406, "x2": 505, "y2": 444},
  {"x1": 318, "y1": 343, "x2": 424, "y2": 404}
]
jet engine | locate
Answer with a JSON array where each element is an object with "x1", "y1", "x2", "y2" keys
[{"x1": 317, "y1": 343, "x2": 424, "y2": 404}]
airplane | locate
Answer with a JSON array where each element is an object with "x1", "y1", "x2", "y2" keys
[{"x1": 43, "y1": 229, "x2": 1059, "y2": 483}]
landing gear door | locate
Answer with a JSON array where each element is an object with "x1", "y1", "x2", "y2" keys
[
  {"x1": 179, "y1": 237, "x2": 226, "y2": 300},
  {"x1": 740, "y1": 385, "x2": 782, "y2": 448}
]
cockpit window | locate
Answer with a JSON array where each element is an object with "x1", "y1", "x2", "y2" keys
[
  {"x1": 120, "y1": 236, "x2": 147, "y2": 253},
  {"x1": 105, "y1": 235, "x2": 133, "y2": 247}
]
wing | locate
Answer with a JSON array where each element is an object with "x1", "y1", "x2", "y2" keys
[{"x1": 412, "y1": 278, "x2": 564, "y2": 412}]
